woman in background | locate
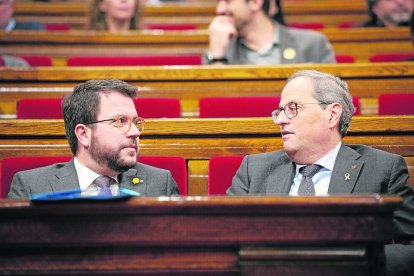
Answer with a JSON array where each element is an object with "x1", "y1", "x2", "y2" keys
[{"x1": 89, "y1": 0, "x2": 141, "y2": 32}]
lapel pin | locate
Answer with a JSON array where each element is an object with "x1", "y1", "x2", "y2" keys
[
  {"x1": 344, "y1": 173, "x2": 351, "y2": 181},
  {"x1": 351, "y1": 164, "x2": 356, "y2": 170},
  {"x1": 132, "y1": 177, "x2": 141, "y2": 185},
  {"x1": 283, "y1": 48, "x2": 296, "y2": 60}
]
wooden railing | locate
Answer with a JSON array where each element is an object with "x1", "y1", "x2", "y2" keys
[
  {"x1": 14, "y1": 0, "x2": 369, "y2": 29},
  {"x1": 1, "y1": 63, "x2": 413, "y2": 118},
  {"x1": 0, "y1": 195, "x2": 400, "y2": 275},
  {"x1": 0, "y1": 116, "x2": 413, "y2": 195},
  {"x1": 0, "y1": 27, "x2": 410, "y2": 64}
]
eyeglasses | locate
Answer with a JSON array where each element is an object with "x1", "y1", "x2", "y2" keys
[
  {"x1": 271, "y1": 102, "x2": 329, "y2": 121},
  {"x1": 84, "y1": 116, "x2": 145, "y2": 134}
]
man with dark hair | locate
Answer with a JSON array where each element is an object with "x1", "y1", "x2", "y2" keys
[
  {"x1": 205, "y1": 0, "x2": 335, "y2": 65},
  {"x1": 9, "y1": 79, "x2": 179, "y2": 198},
  {"x1": 360, "y1": 0, "x2": 413, "y2": 27},
  {"x1": 227, "y1": 70, "x2": 414, "y2": 276}
]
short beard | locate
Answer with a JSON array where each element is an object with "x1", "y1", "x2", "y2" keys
[{"x1": 90, "y1": 135, "x2": 136, "y2": 173}]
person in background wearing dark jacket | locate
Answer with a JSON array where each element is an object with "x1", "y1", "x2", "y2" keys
[
  {"x1": 0, "y1": 0, "x2": 44, "y2": 31},
  {"x1": 360, "y1": 0, "x2": 413, "y2": 27}
]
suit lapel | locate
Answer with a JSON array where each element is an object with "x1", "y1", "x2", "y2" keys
[
  {"x1": 279, "y1": 24, "x2": 299, "y2": 64},
  {"x1": 119, "y1": 167, "x2": 148, "y2": 195},
  {"x1": 266, "y1": 154, "x2": 295, "y2": 195},
  {"x1": 328, "y1": 144, "x2": 364, "y2": 194},
  {"x1": 51, "y1": 159, "x2": 80, "y2": 192}
]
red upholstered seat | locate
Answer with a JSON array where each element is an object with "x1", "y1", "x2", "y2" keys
[
  {"x1": 287, "y1": 22, "x2": 325, "y2": 30},
  {"x1": 337, "y1": 22, "x2": 359, "y2": 28},
  {"x1": 146, "y1": 24, "x2": 197, "y2": 30},
  {"x1": 199, "y1": 97, "x2": 280, "y2": 118},
  {"x1": 19, "y1": 56, "x2": 53, "y2": 66},
  {"x1": 17, "y1": 98, "x2": 63, "y2": 119},
  {"x1": 0, "y1": 156, "x2": 72, "y2": 198},
  {"x1": 0, "y1": 155, "x2": 187, "y2": 198},
  {"x1": 133, "y1": 98, "x2": 181, "y2": 118},
  {"x1": 45, "y1": 24, "x2": 71, "y2": 31},
  {"x1": 138, "y1": 156, "x2": 187, "y2": 195},
  {"x1": 336, "y1": 55, "x2": 355, "y2": 63},
  {"x1": 369, "y1": 53, "x2": 414, "y2": 62},
  {"x1": 352, "y1": 96, "x2": 361, "y2": 116},
  {"x1": 208, "y1": 156, "x2": 244, "y2": 195},
  {"x1": 378, "y1": 93, "x2": 414, "y2": 115},
  {"x1": 67, "y1": 55, "x2": 203, "y2": 66}
]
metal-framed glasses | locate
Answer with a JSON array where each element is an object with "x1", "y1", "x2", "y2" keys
[
  {"x1": 84, "y1": 116, "x2": 145, "y2": 134},
  {"x1": 271, "y1": 102, "x2": 329, "y2": 122}
]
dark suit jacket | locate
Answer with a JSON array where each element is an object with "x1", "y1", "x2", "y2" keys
[
  {"x1": 228, "y1": 143, "x2": 414, "y2": 275},
  {"x1": 8, "y1": 159, "x2": 179, "y2": 199}
]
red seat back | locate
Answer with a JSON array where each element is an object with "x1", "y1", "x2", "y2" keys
[
  {"x1": 45, "y1": 24, "x2": 71, "y2": 31},
  {"x1": 146, "y1": 24, "x2": 197, "y2": 30},
  {"x1": 67, "y1": 55, "x2": 203, "y2": 66},
  {"x1": 378, "y1": 93, "x2": 414, "y2": 115},
  {"x1": 20, "y1": 56, "x2": 53, "y2": 66},
  {"x1": 336, "y1": 55, "x2": 355, "y2": 63},
  {"x1": 199, "y1": 97, "x2": 280, "y2": 118},
  {"x1": 208, "y1": 156, "x2": 244, "y2": 195},
  {"x1": 138, "y1": 156, "x2": 187, "y2": 195},
  {"x1": 0, "y1": 156, "x2": 72, "y2": 198},
  {"x1": 287, "y1": 22, "x2": 325, "y2": 30},
  {"x1": 17, "y1": 98, "x2": 63, "y2": 119},
  {"x1": 133, "y1": 98, "x2": 181, "y2": 118},
  {"x1": 369, "y1": 53, "x2": 414, "y2": 62},
  {"x1": 352, "y1": 96, "x2": 361, "y2": 116}
]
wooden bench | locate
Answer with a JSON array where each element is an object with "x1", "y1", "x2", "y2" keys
[
  {"x1": 0, "y1": 27, "x2": 410, "y2": 65},
  {"x1": 1, "y1": 63, "x2": 413, "y2": 118},
  {"x1": 14, "y1": 0, "x2": 369, "y2": 29},
  {"x1": 0, "y1": 116, "x2": 413, "y2": 195}
]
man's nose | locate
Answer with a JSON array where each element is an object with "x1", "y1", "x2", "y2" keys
[{"x1": 216, "y1": 0, "x2": 228, "y2": 15}]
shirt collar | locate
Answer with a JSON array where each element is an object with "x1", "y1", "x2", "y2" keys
[
  {"x1": 5, "y1": 18, "x2": 16, "y2": 32},
  {"x1": 74, "y1": 157, "x2": 101, "y2": 191},
  {"x1": 240, "y1": 20, "x2": 280, "y2": 53},
  {"x1": 295, "y1": 142, "x2": 342, "y2": 175}
]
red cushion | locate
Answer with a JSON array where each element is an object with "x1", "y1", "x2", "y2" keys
[
  {"x1": 1, "y1": 156, "x2": 72, "y2": 198},
  {"x1": 146, "y1": 24, "x2": 197, "y2": 30},
  {"x1": 370, "y1": 53, "x2": 414, "y2": 63},
  {"x1": 378, "y1": 93, "x2": 414, "y2": 115},
  {"x1": 133, "y1": 98, "x2": 181, "y2": 118},
  {"x1": 45, "y1": 24, "x2": 71, "y2": 31},
  {"x1": 138, "y1": 156, "x2": 187, "y2": 195},
  {"x1": 0, "y1": 56, "x2": 5, "y2": 66},
  {"x1": 336, "y1": 55, "x2": 355, "y2": 63},
  {"x1": 287, "y1": 22, "x2": 325, "y2": 30},
  {"x1": 67, "y1": 55, "x2": 202, "y2": 66},
  {"x1": 208, "y1": 156, "x2": 244, "y2": 195},
  {"x1": 17, "y1": 98, "x2": 63, "y2": 119},
  {"x1": 337, "y1": 22, "x2": 359, "y2": 28},
  {"x1": 199, "y1": 97, "x2": 280, "y2": 118},
  {"x1": 352, "y1": 96, "x2": 361, "y2": 116},
  {"x1": 19, "y1": 56, "x2": 53, "y2": 66}
]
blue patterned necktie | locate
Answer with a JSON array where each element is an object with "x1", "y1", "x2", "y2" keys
[
  {"x1": 298, "y1": 164, "x2": 323, "y2": 195},
  {"x1": 93, "y1": 176, "x2": 113, "y2": 196}
]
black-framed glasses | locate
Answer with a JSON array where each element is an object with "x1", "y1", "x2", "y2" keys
[
  {"x1": 271, "y1": 102, "x2": 329, "y2": 122},
  {"x1": 84, "y1": 116, "x2": 145, "y2": 134}
]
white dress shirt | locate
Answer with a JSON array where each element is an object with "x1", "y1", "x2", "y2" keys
[
  {"x1": 289, "y1": 142, "x2": 341, "y2": 196},
  {"x1": 74, "y1": 157, "x2": 119, "y2": 196}
]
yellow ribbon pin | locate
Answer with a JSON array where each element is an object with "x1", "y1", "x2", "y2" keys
[{"x1": 132, "y1": 177, "x2": 140, "y2": 185}]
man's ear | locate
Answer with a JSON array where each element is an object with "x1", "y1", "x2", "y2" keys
[
  {"x1": 328, "y1": 103, "x2": 342, "y2": 129},
  {"x1": 75, "y1": 124, "x2": 91, "y2": 149},
  {"x1": 249, "y1": 0, "x2": 264, "y2": 12}
]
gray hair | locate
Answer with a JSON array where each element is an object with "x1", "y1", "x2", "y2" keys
[{"x1": 287, "y1": 70, "x2": 355, "y2": 137}]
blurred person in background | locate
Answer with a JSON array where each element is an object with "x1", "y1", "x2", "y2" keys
[
  {"x1": 89, "y1": 0, "x2": 142, "y2": 32},
  {"x1": 0, "y1": 0, "x2": 44, "y2": 31},
  {"x1": 360, "y1": 0, "x2": 413, "y2": 27}
]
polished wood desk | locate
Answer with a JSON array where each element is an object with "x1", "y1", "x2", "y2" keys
[
  {"x1": 0, "y1": 117, "x2": 413, "y2": 195},
  {"x1": 0, "y1": 195, "x2": 402, "y2": 275},
  {"x1": 1, "y1": 63, "x2": 413, "y2": 117}
]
